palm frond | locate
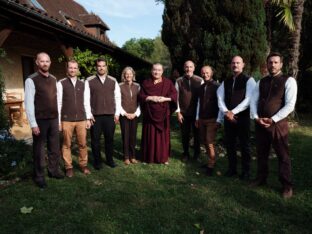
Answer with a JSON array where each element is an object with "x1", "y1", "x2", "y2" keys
[
  {"x1": 276, "y1": 6, "x2": 295, "y2": 30},
  {"x1": 271, "y1": 0, "x2": 295, "y2": 31}
]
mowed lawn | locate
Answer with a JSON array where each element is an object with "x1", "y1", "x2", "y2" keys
[{"x1": 0, "y1": 116, "x2": 311, "y2": 234}]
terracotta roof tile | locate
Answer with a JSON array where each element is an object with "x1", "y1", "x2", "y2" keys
[
  {"x1": 80, "y1": 14, "x2": 110, "y2": 30},
  {"x1": 12, "y1": 0, "x2": 112, "y2": 45}
]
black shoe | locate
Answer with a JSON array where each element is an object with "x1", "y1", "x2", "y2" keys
[
  {"x1": 182, "y1": 154, "x2": 190, "y2": 162},
  {"x1": 224, "y1": 170, "x2": 237, "y2": 177},
  {"x1": 193, "y1": 154, "x2": 200, "y2": 161},
  {"x1": 35, "y1": 180, "x2": 47, "y2": 189},
  {"x1": 94, "y1": 163, "x2": 103, "y2": 170},
  {"x1": 249, "y1": 178, "x2": 267, "y2": 188},
  {"x1": 206, "y1": 168, "x2": 213, "y2": 176},
  {"x1": 107, "y1": 161, "x2": 117, "y2": 168},
  {"x1": 48, "y1": 171, "x2": 64, "y2": 179},
  {"x1": 239, "y1": 172, "x2": 250, "y2": 181}
]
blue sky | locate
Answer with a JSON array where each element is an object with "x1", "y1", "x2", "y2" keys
[{"x1": 75, "y1": 0, "x2": 164, "y2": 47}]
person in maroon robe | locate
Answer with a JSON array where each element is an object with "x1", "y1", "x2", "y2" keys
[{"x1": 139, "y1": 63, "x2": 177, "y2": 164}]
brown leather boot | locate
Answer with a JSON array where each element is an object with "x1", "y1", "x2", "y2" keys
[
  {"x1": 81, "y1": 167, "x2": 91, "y2": 175},
  {"x1": 65, "y1": 168, "x2": 74, "y2": 178},
  {"x1": 282, "y1": 187, "x2": 293, "y2": 199}
]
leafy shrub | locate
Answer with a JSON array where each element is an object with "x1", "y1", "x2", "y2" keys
[
  {"x1": 0, "y1": 48, "x2": 9, "y2": 130},
  {"x1": 0, "y1": 135, "x2": 33, "y2": 179},
  {"x1": 59, "y1": 47, "x2": 121, "y2": 80}
]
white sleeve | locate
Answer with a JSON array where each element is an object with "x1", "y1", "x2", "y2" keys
[
  {"x1": 217, "y1": 110, "x2": 224, "y2": 124},
  {"x1": 84, "y1": 80, "x2": 93, "y2": 119},
  {"x1": 114, "y1": 81, "x2": 121, "y2": 116},
  {"x1": 134, "y1": 85, "x2": 141, "y2": 117},
  {"x1": 134, "y1": 105, "x2": 141, "y2": 117},
  {"x1": 250, "y1": 81, "x2": 260, "y2": 119},
  {"x1": 195, "y1": 99, "x2": 200, "y2": 120},
  {"x1": 24, "y1": 78, "x2": 37, "y2": 128},
  {"x1": 175, "y1": 81, "x2": 181, "y2": 113},
  {"x1": 272, "y1": 77, "x2": 297, "y2": 122},
  {"x1": 56, "y1": 81, "x2": 63, "y2": 123},
  {"x1": 217, "y1": 82, "x2": 228, "y2": 113},
  {"x1": 232, "y1": 77, "x2": 257, "y2": 115},
  {"x1": 120, "y1": 106, "x2": 126, "y2": 116}
]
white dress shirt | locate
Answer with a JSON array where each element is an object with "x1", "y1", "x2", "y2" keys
[
  {"x1": 56, "y1": 77, "x2": 93, "y2": 123},
  {"x1": 85, "y1": 74, "x2": 122, "y2": 117},
  {"x1": 217, "y1": 76, "x2": 256, "y2": 115},
  {"x1": 24, "y1": 76, "x2": 58, "y2": 128},
  {"x1": 250, "y1": 77, "x2": 297, "y2": 122}
]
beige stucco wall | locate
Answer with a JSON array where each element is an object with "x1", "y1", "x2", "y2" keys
[{"x1": 0, "y1": 31, "x2": 67, "y2": 98}]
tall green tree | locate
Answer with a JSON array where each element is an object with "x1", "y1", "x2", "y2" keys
[
  {"x1": 122, "y1": 38, "x2": 154, "y2": 61},
  {"x1": 59, "y1": 48, "x2": 120, "y2": 79},
  {"x1": 297, "y1": 0, "x2": 312, "y2": 111},
  {"x1": 161, "y1": 0, "x2": 267, "y2": 80},
  {"x1": 122, "y1": 36, "x2": 171, "y2": 66}
]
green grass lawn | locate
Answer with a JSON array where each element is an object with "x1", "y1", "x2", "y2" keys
[{"x1": 0, "y1": 116, "x2": 311, "y2": 234}]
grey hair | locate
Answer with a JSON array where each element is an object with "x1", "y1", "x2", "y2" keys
[{"x1": 121, "y1": 66, "x2": 136, "y2": 82}]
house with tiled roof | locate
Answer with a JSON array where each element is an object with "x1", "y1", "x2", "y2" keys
[{"x1": 0, "y1": 0, "x2": 151, "y2": 95}]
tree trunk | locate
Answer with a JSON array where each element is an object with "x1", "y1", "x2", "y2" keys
[
  {"x1": 264, "y1": 0, "x2": 272, "y2": 52},
  {"x1": 289, "y1": 0, "x2": 305, "y2": 79}
]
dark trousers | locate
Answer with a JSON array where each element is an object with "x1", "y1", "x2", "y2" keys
[
  {"x1": 90, "y1": 115, "x2": 115, "y2": 165},
  {"x1": 181, "y1": 115, "x2": 200, "y2": 158},
  {"x1": 255, "y1": 120, "x2": 292, "y2": 189},
  {"x1": 224, "y1": 116, "x2": 251, "y2": 173},
  {"x1": 32, "y1": 118, "x2": 61, "y2": 182},
  {"x1": 120, "y1": 116, "x2": 138, "y2": 159}
]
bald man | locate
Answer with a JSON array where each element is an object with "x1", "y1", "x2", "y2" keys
[
  {"x1": 25, "y1": 52, "x2": 64, "y2": 188},
  {"x1": 195, "y1": 66, "x2": 223, "y2": 176},
  {"x1": 217, "y1": 56, "x2": 256, "y2": 180},
  {"x1": 175, "y1": 60, "x2": 203, "y2": 161}
]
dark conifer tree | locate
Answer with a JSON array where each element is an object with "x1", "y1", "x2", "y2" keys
[{"x1": 161, "y1": 0, "x2": 267, "y2": 80}]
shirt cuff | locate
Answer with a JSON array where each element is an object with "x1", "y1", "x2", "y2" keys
[
  {"x1": 120, "y1": 109, "x2": 126, "y2": 116},
  {"x1": 232, "y1": 108, "x2": 239, "y2": 115},
  {"x1": 29, "y1": 121, "x2": 38, "y2": 129},
  {"x1": 271, "y1": 115, "x2": 280, "y2": 123},
  {"x1": 252, "y1": 114, "x2": 259, "y2": 120}
]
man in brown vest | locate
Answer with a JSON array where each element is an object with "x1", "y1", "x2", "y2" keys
[
  {"x1": 217, "y1": 56, "x2": 256, "y2": 180},
  {"x1": 250, "y1": 52, "x2": 297, "y2": 199},
  {"x1": 86, "y1": 58, "x2": 121, "y2": 169},
  {"x1": 25, "y1": 52, "x2": 64, "y2": 188},
  {"x1": 195, "y1": 65, "x2": 223, "y2": 176},
  {"x1": 175, "y1": 60, "x2": 203, "y2": 161},
  {"x1": 57, "y1": 60, "x2": 92, "y2": 177}
]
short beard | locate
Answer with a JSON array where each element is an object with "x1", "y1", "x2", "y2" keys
[{"x1": 39, "y1": 67, "x2": 49, "y2": 73}]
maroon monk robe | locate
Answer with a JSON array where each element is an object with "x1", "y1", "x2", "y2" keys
[{"x1": 139, "y1": 77, "x2": 177, "y2": 163}]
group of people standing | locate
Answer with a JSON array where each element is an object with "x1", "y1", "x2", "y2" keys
[
  {"x1": 174, "y1": 54, "x2": 297, "y2": 199},
  {"x1": 25, "y1": 51, "x2": 297, "y2": 199}
]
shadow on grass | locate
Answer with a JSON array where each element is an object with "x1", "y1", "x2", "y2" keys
[{"x1": 1, "y1": 116, "x2": 311, "y2": 233}]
